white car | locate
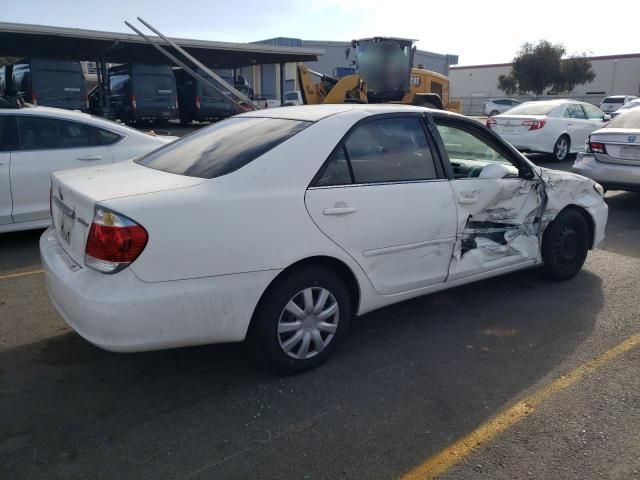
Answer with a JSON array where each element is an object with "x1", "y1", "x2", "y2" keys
[
  {"x1": 0, "y1": 106, "x2": 176, "y2": 233},
  {"x1": 487, "y1": 100, "x2": 610, "y2": 161},
  {"x1": 483, "y1": 98, "x2": 521, "y2": 117},
  {"x1": 573, "y1": 108, "x2": 640, "y2": 192},
  {"x1": 599, "y1": 95, "x2": 639, "y2": 114},
  {"x1": 610, "y1": 98, "x2": 640, "y2": 118},
  {"x1": 41, "y1": 104, "x2": 607, "y2": 373}
]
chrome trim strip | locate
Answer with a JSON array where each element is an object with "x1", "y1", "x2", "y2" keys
[
  {"x1": 362, "y1": 237, "x2": 456, "y2": 257},
  {"x1": 52, "y1": 196, "x2": 75, "y2": 219},
  {"x1": 308, "y1": 179, "x2": 449, "y2": 190}
]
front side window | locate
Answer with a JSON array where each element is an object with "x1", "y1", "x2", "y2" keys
[
  {"x1": 435, "y1": 120, "x2": 518, "y2": 178},
  {"x1": 109, "y1": 74, "x2": 130, "y2": 95},
  {"x1": 583, "y1": 103, "x2": 605, "y2": 120},
  {"x1": 136, "y1": 117, "x2": 311, "y2": 179},
  {"x1": 17, "y1": 116, "x2": 93, "y2": 150},
  {"x1": 344, "y1": 116, "x2": 437, "y2": 184}
]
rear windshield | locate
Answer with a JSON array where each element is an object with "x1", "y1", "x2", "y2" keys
[
  {"x1": 37, "y1": 70, "x2": 85, "y2": 100},
  {"x1": 606, "y1": 110, "x2": 640, "y2": 129},
  {"x1": 136, "y1": 117, "x2": 311, "y2": 179},
  {"x1": 501, "y1": 102, "x2": 558, "y2": 116},
  {"x1": 603, "y1": 97, "x2": 625, "y2": 103}
]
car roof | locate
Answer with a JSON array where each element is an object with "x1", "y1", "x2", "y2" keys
[
  {"x1": 237, "y1": 103, "x2": 438, "y2": 122},
  {"x1": 0, "y1": 106, "x2": 150, "y2": 137}
]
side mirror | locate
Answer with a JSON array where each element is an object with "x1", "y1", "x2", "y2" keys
[
  {"x1": 479, "y1": 163, "x2": 511, "y2": 179},
  {"x1": 603, "y1": 114, "x2": 611, "y2": 121}
]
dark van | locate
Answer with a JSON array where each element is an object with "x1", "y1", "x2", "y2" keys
[
  {"x1": 95, "y1": 63, "x2": 177, "y2": 124},
  {"x1": 175, "y1": 68, "x2": 251, "y2": 125},
  {"x1": 6, "y1": 58, "x2": 88, "y2": 111}
]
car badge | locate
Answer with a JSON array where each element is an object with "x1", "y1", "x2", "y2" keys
[{"x1": 628, "y1": 135, "x2": 637, "y2": 143}]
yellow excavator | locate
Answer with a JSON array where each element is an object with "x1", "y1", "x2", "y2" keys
[{"x1": 297, "y1": 37, "x2": 461, "y2": 113}]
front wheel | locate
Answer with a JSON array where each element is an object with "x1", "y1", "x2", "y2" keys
[
  {"x1": 552, "y1": 135, "x2": 571, "y2": 162},
  {"x1": 541, "y1": 209, "x2": 589, "y2": 281},
  {"x1": 247, "y1": 267, "x2": 351, "y2": 373},
  {"x1": 489, "y1": 110, "x2": 500, "y2": 117}
]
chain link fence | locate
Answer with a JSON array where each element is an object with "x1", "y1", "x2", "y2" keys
[{"x1": 453, "y1": 95, "x2": 607, "y2": 116}]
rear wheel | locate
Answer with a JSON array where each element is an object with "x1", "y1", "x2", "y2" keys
[
  {"x1": 248, "y1": 266, "x2": 351, "y2": 373},
  {"x1": 553, "y1": 135, "x2": 570, "y2": 161},
  {"x1": 489, "y1": 110, "x2": 500, "y2": 116},
  {"x1": 541, "y1": 209, "x2": 589, "y2": 281}
]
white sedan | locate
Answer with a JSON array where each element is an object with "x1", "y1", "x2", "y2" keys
[
  {"x1": 487, "y1": 100, "x2": 610, "y2": 161},
  {"x1": 574, "y1": 109, "x2": 640, "y2": 192},
  {"x1": 0, "y1": 106, "x2": 176, "y2": 233},
  {"x1": 41, "y1": 104, "x2": 608, "y2": 373}
]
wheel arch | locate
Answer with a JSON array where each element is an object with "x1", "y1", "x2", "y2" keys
[
  {"x1": 544, "y1": 204, "x2": 595, "y2": 250},
  {"x1": 250, "y1": 255, "x2": 362, "y2": 326}
]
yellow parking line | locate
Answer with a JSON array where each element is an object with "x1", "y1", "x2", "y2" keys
[
  {"x1": 401, "y1": 333, "x2": 640, "y2": 480},
  {"x1": 0, "y1": 269, "x2": 44, "y2": 281}
]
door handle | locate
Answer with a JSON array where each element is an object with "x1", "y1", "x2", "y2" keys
[
  {"x1": 323, "y1": 206, "x2": 356, "y2": 215},
  {"x1": 458, "y1": 192, "x2": 478, "y2": 204},
  {"x1": 77, "y1": 155, "x2": 103, "y2": 161}
]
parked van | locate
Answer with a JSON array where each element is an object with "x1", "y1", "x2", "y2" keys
[
  {"x1": 4, "y1": 58, "x2": 88, "y2": 111},
  {"x1": 175, "y1": 69, "x2": 252, "y2": 124},
  {"x1": 91, "y1": 64, "x2": 178, "y2": 124}
]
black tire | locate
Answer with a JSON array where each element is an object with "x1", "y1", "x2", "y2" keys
[
  {"x1": 489, "y1": 110, "x2": 500, "y2": 117},
  {"x1": 552, "y1": 135, "x2": 571, "y2": 162},
  {"x1": 541, "y1": 209, "x2": 589, "y2": 281},
  {"x1": 247, "y1": 266, "x2": 351, "y2": 373}
]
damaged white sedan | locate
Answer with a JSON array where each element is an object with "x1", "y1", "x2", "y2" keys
[{"x1": 41, "y1": 104, "x2": 608, "y2": 373}]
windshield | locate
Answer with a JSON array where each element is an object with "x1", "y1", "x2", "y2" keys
[
  {"x1": 136, "y1": 117, "x2": 311, "y2": 179},
  {"x1": 605, "y1": 109, "x2": 640, "y2": 129},
  {"x1": 502, "y1": 102, "x2": 559, "y2": 116},
  {"x1": 603, "y1": 97, "x2": 625, "y2": 104}
]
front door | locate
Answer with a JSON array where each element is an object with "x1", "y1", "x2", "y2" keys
[
  {"x1": 11, "y1": 115, "x2": 114, "y2": 223},
  {"x1": 432, "y1": 117, "x2": 544, "y2": 281},
  {"x1": 305, "y1": 115, "x2": 457, "y2": 295},
  {"x1": 0, "y1": 115, "x2": 18, "y2": 225}
]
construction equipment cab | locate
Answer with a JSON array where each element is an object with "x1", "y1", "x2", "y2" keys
[{"x1": 297, "y1": 37, "x2": 461, "y2": 112}]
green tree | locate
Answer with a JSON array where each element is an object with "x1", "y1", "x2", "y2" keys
[{"x1": 497, "y1": 40, "x2": 595, "y2": 95}]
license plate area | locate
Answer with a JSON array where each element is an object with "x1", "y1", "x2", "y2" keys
[{"x1": 621, "y1": 145, "x2": 640, "y2": 160}]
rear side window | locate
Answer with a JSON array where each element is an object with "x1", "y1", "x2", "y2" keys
[
  {"x1": 17, "y1": 116, "x2": 93, "y2": 149},
  {"x1": 315, "y1": 116, "x2": 438, "y2": 186},
  {"x1": 89, "y1": 126, "x2": 122, "y2": 145},
  {"x1": 0, "y1": 116, "x2": 19, "y2": 151},
  {"x1": 136, "y1": 117, "x2": 311, "y2": 179}
]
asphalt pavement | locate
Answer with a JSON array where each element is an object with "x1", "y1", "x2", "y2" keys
[{"x1": 0, "y1": 156, "x2": 639, "y2": 480}]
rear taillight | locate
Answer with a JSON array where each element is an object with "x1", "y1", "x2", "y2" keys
[
  {"x1": 130, "y1": 95, "x2": 137, "y2": 111},
  {"x1": 486, "y1": 118, "x2": 497, "y2": 129},
  {"x1": 588, "y1": 141, "x2": 607, "y2": 154},
  {"x1": 195, "y1": 95, "x2": 201, "y2": 111},
  {"x1": 31, "y1": 92, "x2": 38, "y2": 106},
  {"x1": 85, "y1": 207, "x2": 148, "y2": 274},
  {"x1": 521, "y1": 120, "x2": 546, "y2": 130}
]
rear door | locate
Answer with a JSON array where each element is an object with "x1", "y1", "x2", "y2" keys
[
  {"x1": 0, "y1": 115, "x2": 18, "y2": 225},
  {"x1": 10, "y1": 115, "x2": 114, "y2": 223},
  {"x1": 305, "y1": 114, "x2": 457, "y2": 295},
  {"x1": 431, "y1": 116, "x2": 544, "y2": 281}
]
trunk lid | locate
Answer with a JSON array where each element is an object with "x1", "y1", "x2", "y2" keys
[
  {"x1": 590, "y1": 128, "x2": 640, "y2": 165},
  {"x1": 50, "y1": 161, "x2": 206, "y2": 266},
  {"x1": 491, "y1": 115, "x2": 546, "y2": 136}
]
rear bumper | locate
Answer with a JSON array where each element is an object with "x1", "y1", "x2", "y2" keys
[
  {"x1": 500, "y1": 131, "x2": 554, "y2": 154},
  {"x1": 573, "y1": 152, "x2": 640, "y2": 191},
  {"x1": 40, "y1": 228, "x2": 279, "y2": 352}
]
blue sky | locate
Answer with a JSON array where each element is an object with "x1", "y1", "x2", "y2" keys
[{"x1": 4, "y1": 0, "x2": 638, "y2": 65}]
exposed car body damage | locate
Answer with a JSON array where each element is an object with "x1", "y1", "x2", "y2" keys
[{"x1": 446, "y1": 167, "x2": 606, "y2": 280}]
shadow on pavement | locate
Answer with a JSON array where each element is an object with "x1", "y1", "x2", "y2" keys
[
  {"x1": 0, "y1": 267, "x2": 603, "y2": 480},
  {"x1": 0, "y1": 228, "x2": 45, "y2": 273}
]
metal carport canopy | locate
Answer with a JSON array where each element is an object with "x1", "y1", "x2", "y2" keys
[{"x1": 0, "y1": 22, "x2": 322, "y2": 67}]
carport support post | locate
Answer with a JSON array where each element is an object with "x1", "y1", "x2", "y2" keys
[
  {"x1": 97, "y1": 58, "x2": 111, "y2": 118},
  {"x1": 279, "y1": 62, "x2": 285, "y2": 105}
]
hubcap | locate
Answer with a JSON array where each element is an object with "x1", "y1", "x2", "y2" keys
[
  {"x1": 277, "y1": 287, "x2": 339, "y2": 360},
  {"x1": 556, "y1": 226, "x2": 579, "y2": 264},
  {"x1": 555, "y1": 138, "x2": 568, "y2": 160}
]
